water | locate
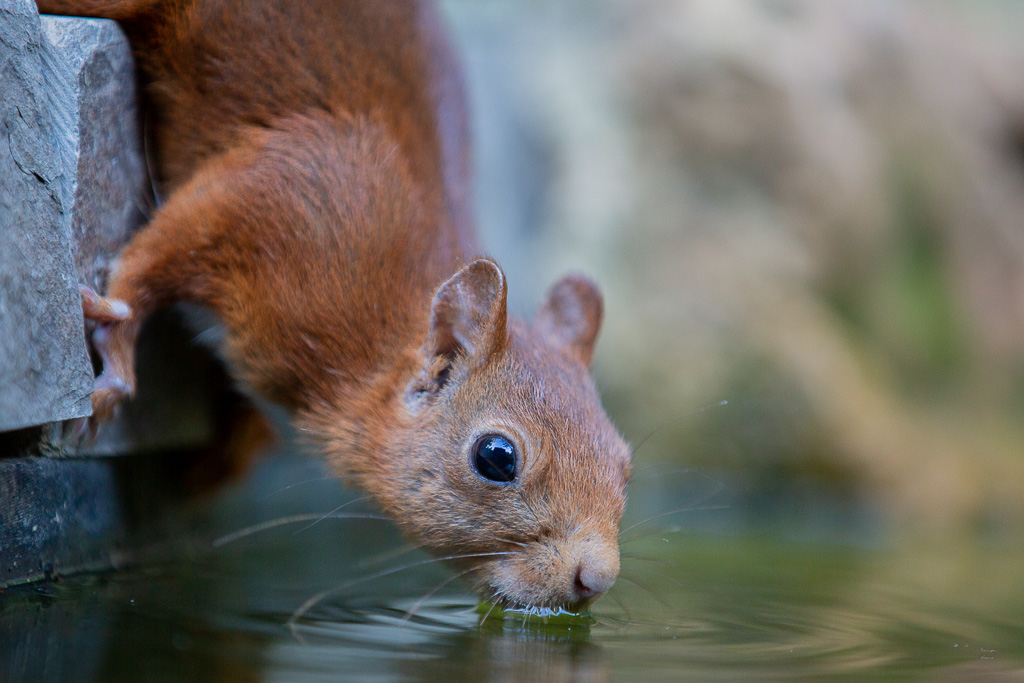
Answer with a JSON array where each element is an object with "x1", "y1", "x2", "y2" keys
[{"x1": 4, "y1": 455, "x2": 1024, "y2": 682}]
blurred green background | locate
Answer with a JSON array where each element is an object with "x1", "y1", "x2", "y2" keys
[{"x1": 441, "y1": 0, "x2": 1024, "y2": 536}]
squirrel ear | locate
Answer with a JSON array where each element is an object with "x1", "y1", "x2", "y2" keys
[
  {"x1": 427, "y1": 258, "x2": 508, "y2": 363},
  {"x1": 535, "y1": 273, "x2": 603, "y2": 366}
]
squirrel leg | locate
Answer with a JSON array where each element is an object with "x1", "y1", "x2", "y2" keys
[{"x1": 79, "y1": 152, "x2": 253, "y2": 431}]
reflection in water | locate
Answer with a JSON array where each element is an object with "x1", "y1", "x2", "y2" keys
[
  {"x1": 6, "y1": 529, "x2": 1024, "y2": 682},
  {"x1": 1, "y1": 574, "x2": 268, "y2": 683},
  {"x1": 4, "y1": 452, "x2": 1024, "y2": 682},
  {"x1": 1, "y1": 584, "x2": 109, "y2": 683},
  {"x1": 273, "y1": 604, "x2": 608, "y2": 683},
  {"x1": 425, "y1": 621, "x2": 607, "y2": 683},
  {"x1": 479, "y1": 624, "x2": 608, "y2": 683}
]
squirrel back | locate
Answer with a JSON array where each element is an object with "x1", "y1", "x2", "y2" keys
[{"x1": 43, "y1": 0, "x2": 631, "y2": 612}]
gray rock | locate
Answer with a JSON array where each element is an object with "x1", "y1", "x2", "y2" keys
[
  {"x1": 0, "y1": 3, "x2": 230, "y2": 587},
  {"x1": 33, "y1": 15, "x2": 218, "y2": 457},
  {"x1": 0, "y1": 0, "x2": 93, "y2": 432},
  {"x1": 1, "y1": 5, "x2": 213, "y2": 453},
  {"x1": 40, "y1": 15, "x2": 148, "y2": 291}
]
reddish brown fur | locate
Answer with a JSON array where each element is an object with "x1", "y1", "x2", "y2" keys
[{"x1": 41, "y1": 0, "x2": 631, "y2": 611}]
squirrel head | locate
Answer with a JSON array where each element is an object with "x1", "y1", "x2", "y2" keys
[{"x1": 363, "y1": 258, "x2": 631, "y2": 612}]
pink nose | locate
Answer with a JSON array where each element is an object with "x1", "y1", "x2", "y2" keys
[{"x1": 573, "y1": 558, "x2": 618, "y2": 601}]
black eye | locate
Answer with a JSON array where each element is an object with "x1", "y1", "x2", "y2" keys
[{"x1": 472, "y1": 435, "x2": 517, "y2": 483}]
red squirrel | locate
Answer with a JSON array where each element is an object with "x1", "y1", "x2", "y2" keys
[{"x1": 41, "y1": 0, "x2": 631, "y2": 613}]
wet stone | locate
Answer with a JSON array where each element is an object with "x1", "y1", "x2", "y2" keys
[{"x1": 0, "y1": 457, "x2": 124, "y2": 587}]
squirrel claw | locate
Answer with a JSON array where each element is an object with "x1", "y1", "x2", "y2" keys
[
  {"x1": 67, "y1": 370, "x2": 131, "y2": 444},
  {"x1": 67, "y1": 416, "x2": 93, "y2": 442},
  {"x1": 77, "y1": 285, "x2": 134, "y2": 435},
  {"x1": 80, "y1": 285, "x2": 131, "y2": 323},
  {"x1": 91, "y1": 373, "x2": 130, "y2": 421}
]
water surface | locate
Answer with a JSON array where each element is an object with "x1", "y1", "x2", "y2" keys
[{"x1": 4, "y1": 455, "x2": 1023, "y2": 682}]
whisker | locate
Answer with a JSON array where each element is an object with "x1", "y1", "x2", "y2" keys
[
  {"x1": 620, "y1": 502, "x2": 721, "y2": 537},
  {"x1": 258, "y1": 476, "x2": 344, "y2": 500},
  {"x1": 621, "y1": 559, "x2": 687, "y2": 589},
  {"x1": 287, "y1": 551, "x2": 521, "y2": 633},
  {"x1": 479, "y1": 599, "x2": 500, "y2": 628},
  {"x1": 400, "y1": 565, "x2": 480, "y2": 626},
  {"x1": 142, "y1": 116, "x2": 164, "y2": 208},
  {"x1": 619, "y1": 477, "x2": 727, "y2": 539},
  {"x1": 629, "y1": 399, "x2": 728, "y2": 456},
  {"x1": 618, "y1": 504, "x2": 729, "y2": 543},
  {"x1": 132, "y1": 199, "x2": 152, "y2": 221},
  {"x1": 618, "y1": 524, "x2": 683, "y2": 546},
  {"x1": 608, "y1": 588, "x2": 633, "y2": 623},
  {"x1": 494, "y1": 536, "x2": 529, "y2": 548},
  {"x1": 211, "y1": 512, "x2": 388, "y2": 548},
  {"x1": 353, "y1": 542, "x2": 421, "y2": 571},
  {"x1": 627, "y1": 465, "x2": 699, "y2": 486},
  {"x1": 618, "y1": 576, "x2": 672, "y2": 609},
  {"x1": 620, "y1": 553, "x2": 674, "y2": 566},
  {"x1": 292, "y1": 497, "x2": 370, "y2": 535}
]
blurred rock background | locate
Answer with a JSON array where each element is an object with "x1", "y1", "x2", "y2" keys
[{"x1": 442, "y1": 0, "x2": 1024, "y2": 533}]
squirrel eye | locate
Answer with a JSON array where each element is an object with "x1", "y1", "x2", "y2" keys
[{"x1": 472, "y1": 435, "x2": 517, "y2": 483}]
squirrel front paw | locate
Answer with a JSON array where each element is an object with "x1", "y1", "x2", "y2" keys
[
  {"x1": 80, "y1": 285, "x2": 131, "y2": 323},
  {"x1": 76, "y1": 285, "x2": 134, "y2": 436}
]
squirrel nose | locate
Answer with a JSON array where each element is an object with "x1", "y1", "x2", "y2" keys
[{"x1": 572, "y1": 553, "x2": 618, "y2": 601}]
